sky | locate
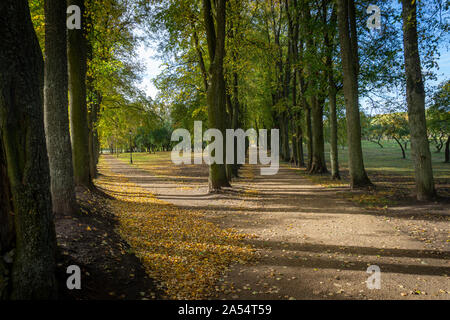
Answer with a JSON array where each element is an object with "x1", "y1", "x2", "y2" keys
[
  {"x1": 433, "y1": 51, "x2": 450, "y2": 85},
  {"x1": 136, "y1": 43, "x2": 162, "y2": 100}
]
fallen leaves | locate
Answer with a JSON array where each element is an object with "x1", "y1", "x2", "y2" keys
[{"x1": 95, "y1": 159, "x2": 256, "y2": 299}]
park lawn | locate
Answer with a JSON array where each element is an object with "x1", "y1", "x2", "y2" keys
[
  {"x1": 317, "y1": 140, "x2": 449, "y2": 207},
  {"x1": 117, "y1": 139, "x2": 449, "y2": 179},
  {"x1": 331, "y1": 140, "x2": 449, "y2": 179},
  {"x1": 116, "y1": 151, "x2": 206, "y2": 182},
  {"x1": 114, "y1": 139, "x2": 449, "y2": 207}
]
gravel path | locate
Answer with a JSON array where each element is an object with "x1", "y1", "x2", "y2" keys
[{"x1": 103, "y1": 154, "x2": 449, "y2": 300}]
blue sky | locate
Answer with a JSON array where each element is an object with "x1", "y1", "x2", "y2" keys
[{"x1": 432, "y1": 50, "x2": 450, "y2": 85}]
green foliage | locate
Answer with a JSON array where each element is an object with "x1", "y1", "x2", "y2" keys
[
  {"x1": 368, "y1": 113, "x2": 409, "y2": 157},
  {"x1": 29, "y1": 0, "x2": 44, "y2": 51},
  {"x1": 427, "y1": 80, "x2": 450, "y2": 151},
  {"x1": 28, "y1": 0, "x2": 449, "y2": 167},
  {"x1": 135, "y1": 122, "x2": 173, "y2": 152}
]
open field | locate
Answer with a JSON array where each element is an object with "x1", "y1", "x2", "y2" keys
[{"x1": 332, "y1": 140, "x2": 449, "y2": 179}]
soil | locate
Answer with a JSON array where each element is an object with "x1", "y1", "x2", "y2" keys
[{"x1": 54, "y1": 186, "x2": 162, "y2": 300}]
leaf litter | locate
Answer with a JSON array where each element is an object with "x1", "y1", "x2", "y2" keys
[{"x1": 95, "y1": 159, "x2": 256, "y2": 299}]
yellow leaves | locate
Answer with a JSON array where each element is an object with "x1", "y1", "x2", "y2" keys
[
  {"x1": 243, "y1": 189, "x2": 259, "y2": 197},
  {"x1": 95, "y1": 158, "x2": 255, "y2": 300},
  {"x1": 343, "y1": 190, "x2": 395, "y2": 209}
]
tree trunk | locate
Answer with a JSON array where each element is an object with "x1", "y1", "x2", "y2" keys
[
  {"x1": 329, "y1": 87, "x2": 340, "y2": 179},
  {"x1": 86, "y1": 35, "x2": 100, "y2": 180},
  {"x1": 291, "y1": 118, "x2": 298, "y2": 166},
  {"x1": 68, "y1": 0, "x2": 93, "y2": 188},
  {"x1": 305, "y1": 105, "x2": 313, "y2": 171},
  {"x1": 0, "y1": 0, "x2": 57, "y2": 299},
  {"x1": 203, "y1": 0, "x2": 230, "y2": 192},
  {"x1": 87, "y1": 90, "x2": 101, "y2": 179},
  {"x1": 225, "y1": 93, "x2": 234, "y2": 181},
  {"x1": 393, "y1": 137, "x2": 406, "y2": 159},
  {"x1": 445, "y1": 136, "x2": 449, "y2": 163},
  {"x1": 309, "y1": 97, "x2": 328, "y2": 174},
  {"x1": 0, "y1": 138, "x2": 14, "y2": 299},
  {"x1": 324, "y1": 2, "x2": 340, "y2": 179},
  {"x1": 44, "y1": 0, "x2": 78, "y2": 215},
  {"x1": 296, "y1": 124, "x2": 305, "y2": 167},
  {"x1": 287, "y1": 1, "x2": 300, "y2": 167},
  {"x1": 280, "y1": 113, "x2": 290, "y2": 161},
  {"x1": 231, "y1": 71, "x2": 240, "y2": 177},
  {"x1": 337, "y1": 0, "x2": 372, "y2": 188},
  {"x1": 401, "y1": 0, "x2": 436, "y2": 200}
]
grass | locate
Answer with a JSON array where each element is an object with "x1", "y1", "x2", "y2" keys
[
  {"x1": 110, "y1": 139, "x2": 449, "y2": 208},
  {"x1": 311, "y1": 140, "x2": 449, "y2": 208},
  {"x1": 113, "y1": 140, "x2": 449, "y2": 178},
  {"x1": 333, "y1": 140, "x2": 449, "y2": 180}
]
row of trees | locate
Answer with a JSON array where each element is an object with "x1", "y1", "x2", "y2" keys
[
  {"x1": 149, "y1": 0, "x2": 447, "y2": 196},
  {"x1": 0, "y1": 0, "x2": 448, "y2": 298},
  {"x1": 0, "y1": 0, "x2": 143, "y2": 299}
]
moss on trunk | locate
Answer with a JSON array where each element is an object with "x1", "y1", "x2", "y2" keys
[{"x1": 68, "y1": 0, "x2": 93, "y2": 188}]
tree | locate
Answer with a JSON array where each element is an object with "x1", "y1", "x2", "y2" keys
[
  {"x1": 0, "y1": 140, "x2": 14, "y2": 299},
  {"x1": 401, "y1": 0, "x2": 436, "y2": 200},
  {"x1": 336, "y1": 0, "x2": 372, "y2": 188},
  {"x1": 323, "y1": 1, "x2": 341, "y2": 179},
  {"x1": 427, "y1": 80, "x2": 450, "y2": 162},
  {"x1": 0, "y1": 0, "x2": 57, "y2": 299},
  {"x1": 68, "y1": 0, "x2": 93, "y2": 188},
  {"x1": 84, "y1": 0, "x2": 141, "y2": 178},
  {"x1": 202, "y1": 0, "x2": 231, "y2": 191},
  {"x1": 373, "y1": 113, "x2": 410, "y2": 159},
  {"x1": 44, "y1": 0, "x2": 78, "y2": 215},
  {"x1": 303, "y1": 1, "x2": 328, "y2": 174}
]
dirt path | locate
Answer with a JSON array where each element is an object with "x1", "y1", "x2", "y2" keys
[{"x1": 103, "y1": 154, "x2": 449, "y2": 300}]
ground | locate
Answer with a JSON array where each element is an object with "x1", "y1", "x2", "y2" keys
[
  {"x1": 55, "y1": 187, "x2": 162, "y2": 300},
  {"x1": 89, "y1": 147, "x2": 448, "y2": 300},
  {"x1": 53, "y1": 142, "x2": 449, "y2": 300}
]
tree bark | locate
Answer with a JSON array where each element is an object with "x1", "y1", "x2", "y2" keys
[
  {"x1": 68, "y1": 0, "x2": 93, "y2": 188},
  {"x1": 401, "y1": 0, "x2": 436, "y2": 200},
  {"x1": 290, "y1": 118, "x2": 297, "y2": 166},
  {"x1": 0, "y1": 137, "x2": 14, "y2": 299},
  {"x1": 445, "y1": 136, "x2": 449, "y2": 163},
  {"x1": 44, "y1": 0, "x2": 78, "y2": 215},
  {"x1": 393, "y1": 137, "x2": 406, "y2": 159},
  {"x1": 228, "y1": 16, "x2": 241, "y2": 178},
  {"x1": 305, "y1": 104, "x2": 313, "y2": 170},
  {"x1": 88, "y1": 101, "x2": 99, "y2": 179},
  {"x1": 0, "y1": 0, "x2": 57, "y2": 299},
  {"x1": 329, "y1": 87, "x2": 340, "y2": 179},
  {"x1": 231, "y1": 70, "x2": 241, "y2": 177},
  {"x1": 280, "y1": 112, "x2": 290, "y2": 161},
  {"x1": 309, "y1": 97, "x2": 328, "y2": 174},
  {"x1": 324, "y1": 1, "x2": 340, "y2": 179},
  {"x1": 203, "y1": 0, "x2": 230, "y2": 192},
  {"x1": 86, "y1": 62, "x2": 101, "y2": 180},
  {"x1": 337, "y1": 0, "x2": 372, "y2": 188}
]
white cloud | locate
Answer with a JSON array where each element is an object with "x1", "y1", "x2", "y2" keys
[{"x1": 136, "y1": 42, "x2": 164, "y2": 99}]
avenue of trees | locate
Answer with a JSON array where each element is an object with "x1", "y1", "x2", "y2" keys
[
  {"x1": 0, "y1": 0, "x2": 448, "y2": 299},
  {"x1": 146, "y1": 0, "x2": 448, "y2": 194}
]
